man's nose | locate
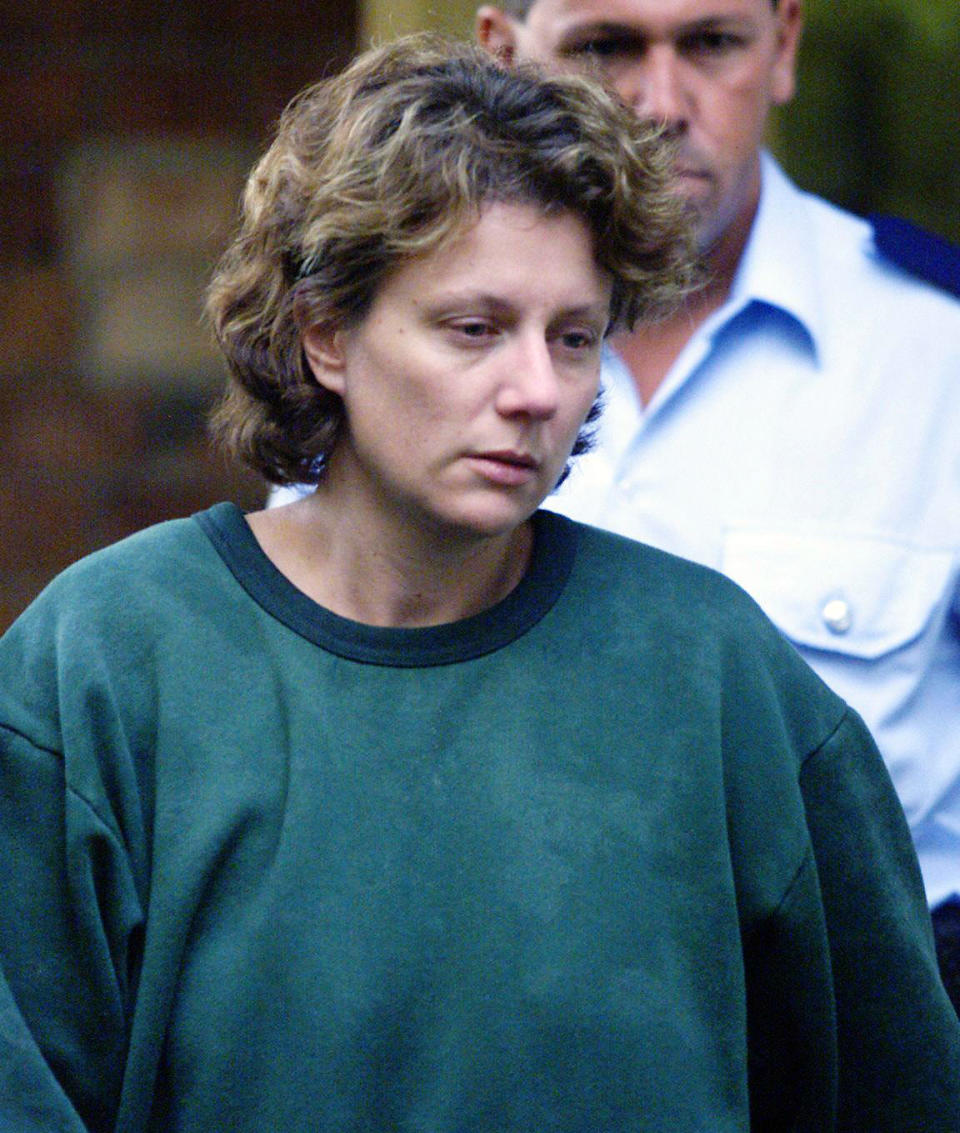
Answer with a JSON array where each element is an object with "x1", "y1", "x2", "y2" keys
[{"x1": 620, "y1": 48, "x2": 689, "y2": 131}]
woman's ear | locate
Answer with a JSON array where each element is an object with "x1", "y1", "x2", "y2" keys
[{"x1": 302, "y1": 324, "x2": 347, "y2": 396}]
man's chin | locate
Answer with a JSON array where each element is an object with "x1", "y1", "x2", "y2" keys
[{"x1": 669, "y1": 185, "x2": 716, "y2": 252}]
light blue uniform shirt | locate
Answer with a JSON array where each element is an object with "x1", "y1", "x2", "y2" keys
[{"x1": 549, "y1": 155, "x2": 960, "y2": 908}]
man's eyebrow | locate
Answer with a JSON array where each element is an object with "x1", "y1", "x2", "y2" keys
[
  {"x1": 556, "y1": 21, "x2": 645, "y2": 44},
  {"x1": 680, "y1": 14, "x2": 758, "y2": 31},
  {"x1": 670, "y1": 13, "x2": 761, "y2": 38},
  {"x1": 556, "y1": 14, "x2": 755, "y2": 45}
]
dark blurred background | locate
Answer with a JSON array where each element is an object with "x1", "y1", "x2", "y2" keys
[{"x1": 1, "y1": 0, "x2": 957, "y2": 631}]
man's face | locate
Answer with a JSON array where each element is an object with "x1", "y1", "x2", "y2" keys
[{"x1": 477, "y1": 0, "x2": 802, "y2": 257}]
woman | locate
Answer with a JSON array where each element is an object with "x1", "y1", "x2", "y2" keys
[{"x1": 0, "y1": 36, "x2": 957, "y2": 1132}]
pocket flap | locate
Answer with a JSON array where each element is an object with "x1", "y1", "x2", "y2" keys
[{"x1": 721, "y1": 530, "x2": 955, "y2": 659}]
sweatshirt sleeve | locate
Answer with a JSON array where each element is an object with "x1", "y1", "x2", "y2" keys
[
  {"x1": 800, "y1": 708, "x2": 960, "y2": 1130},
  {"x1": 0, "y1": 652, "x2": 145, "y2": 1132}
]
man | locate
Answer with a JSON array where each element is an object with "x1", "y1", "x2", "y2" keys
[{"x1": 476, "y1": 0, "x2": 960, "y2": 1007}]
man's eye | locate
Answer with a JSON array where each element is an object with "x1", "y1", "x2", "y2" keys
[
  {"x1": 682, "y1": 30, "x2": 745, "y2": 56},
  {"x1": 567, "y1": 35, "x2": 636, "y2": 60}
]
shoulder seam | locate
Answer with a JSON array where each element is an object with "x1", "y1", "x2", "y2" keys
[
  {"x1": 66, "y1": 782, "x2": 127, "y2": 844},
  {"x1": 769, "y1": 843, "x2": 816, "y2": 924},
  {"x1": 798, "y1": 707, "x2": 850, "y2": 776},
  {"x1": 0, "y1": 719, "x2": 63, "y2": 761},
  {"x1": 766, "y1": 707, "x2": 850, "y2": 920},
  {"x1": 0, "y1": 720, "x2": 125, "y2": 843}
]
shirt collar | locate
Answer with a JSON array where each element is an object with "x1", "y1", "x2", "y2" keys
[{"x1": 724, "y1": 152, "x2": 824, "y2": 361}]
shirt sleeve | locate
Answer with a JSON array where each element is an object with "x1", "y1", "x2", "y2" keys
[
  {"x1": 799, "y1": 708, "x2": 960, "y2": 1130},
  {"x1": 0, "y1": 722, "x2": 143, "y2": 1132}
]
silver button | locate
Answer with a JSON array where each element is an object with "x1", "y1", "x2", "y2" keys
[{"x1": 821, "y1": 595, "x2": 853, "y2": 635}]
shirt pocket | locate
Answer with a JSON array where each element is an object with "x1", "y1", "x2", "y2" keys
[{"x1": 720, "y1": 530, "x2": 955, "y2": 660}]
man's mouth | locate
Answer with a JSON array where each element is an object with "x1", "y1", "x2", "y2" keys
[{"x1": 672, "y1": 165, "x2": 710, "y2": 184}]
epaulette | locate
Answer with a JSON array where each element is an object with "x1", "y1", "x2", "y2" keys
[{"x1": 869, "y1": 214, "x2": 960, "y2": 299}]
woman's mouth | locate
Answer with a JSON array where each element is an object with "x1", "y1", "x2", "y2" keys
[{"x1": 468, "y1": 450, "x2": 540, "y2": 486}]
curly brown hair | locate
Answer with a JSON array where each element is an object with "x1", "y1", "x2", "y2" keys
[{"x1": 206, "y1": 34, "x2": 695, "y2": 486}]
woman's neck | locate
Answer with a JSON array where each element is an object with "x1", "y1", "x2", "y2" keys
[{"x1": 247, "y1": 490, "x2": 533, "y2": 628}]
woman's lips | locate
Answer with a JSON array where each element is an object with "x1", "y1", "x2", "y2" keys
[{"x1": 467, "y1": 450, "x2": 540, "y2": 487}]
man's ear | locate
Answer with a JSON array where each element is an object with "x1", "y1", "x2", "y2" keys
[
  {"x1": 302, "y1": 324, "x2": 347, "y2": 396},
  {"x1": 475, "y1": 5, "x2": 521, "y2": 64},
  {"x1": 771, "y1": 0, "x2": 803, "y2": 106}
]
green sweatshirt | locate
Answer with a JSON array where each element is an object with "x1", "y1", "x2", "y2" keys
[{"x1": 0, "y1": 504, "x2": 957, "y2": 1132}]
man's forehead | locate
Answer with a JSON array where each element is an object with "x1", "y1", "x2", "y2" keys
[{"x1": 523, "y1": 0, "x2": 771, "y2": 28}]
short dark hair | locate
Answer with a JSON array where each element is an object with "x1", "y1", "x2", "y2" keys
[{"x1": 206, "y1": 34, "x2": 695, "y2": 486}]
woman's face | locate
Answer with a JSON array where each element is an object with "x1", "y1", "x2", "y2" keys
[{"x1": 303, "y1": 201, "x2": 610, "y2": 545}]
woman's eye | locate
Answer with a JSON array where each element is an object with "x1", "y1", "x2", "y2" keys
[
  {"x1": 559, "y1": 330, "x2": 598, "y2": 351},
  {"x1": 444, "y1": 318, "x2": 497, "y2": 339}
]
